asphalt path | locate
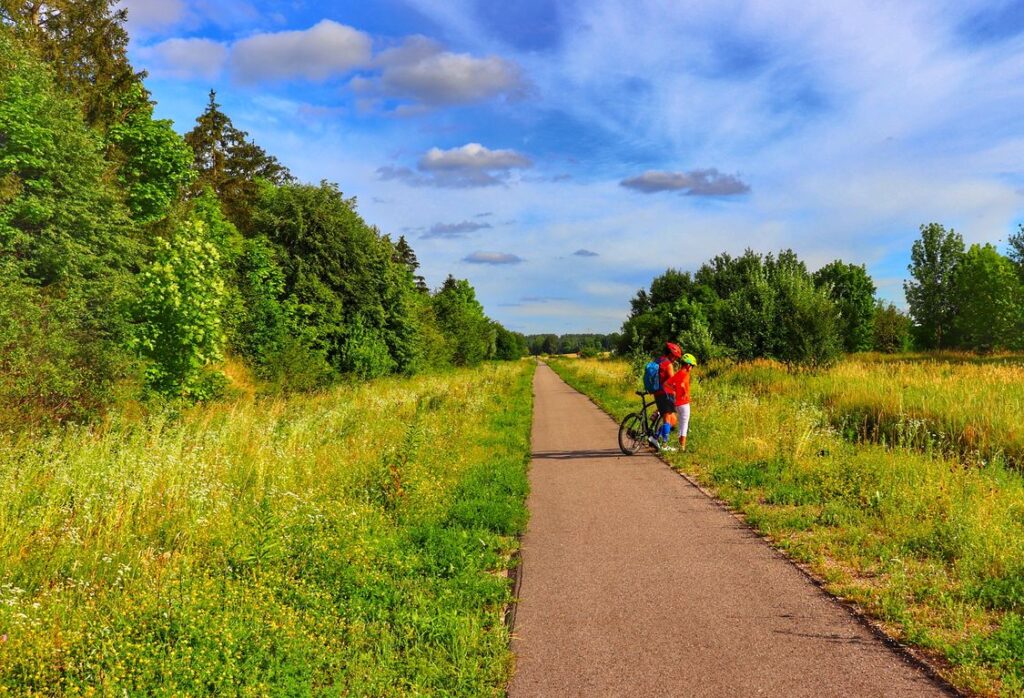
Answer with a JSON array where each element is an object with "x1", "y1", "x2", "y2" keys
[{"x1": 508, "y1": 363, "x2": 952, "y2": 697}]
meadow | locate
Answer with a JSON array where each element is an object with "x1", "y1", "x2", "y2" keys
[
  {"x1": 0, "y1": 362, "x2": 534, "y2": 696},
  {"x1": 549, "y1": 355, "x2": 1024, "y2": 697}
]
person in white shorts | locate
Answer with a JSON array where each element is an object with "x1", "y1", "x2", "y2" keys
[{"x1": 663, "y1": 352, "x2": 696, "y2": 451}]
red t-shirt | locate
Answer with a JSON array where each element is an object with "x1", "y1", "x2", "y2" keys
[
  {"x1": 654, "y1": 356, "x2": 674, "y2": 396},
  {"x1": 664, "y1": 368, "x2": 691, "y2": 405}
]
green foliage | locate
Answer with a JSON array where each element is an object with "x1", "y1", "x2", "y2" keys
[
  {"x1": 872, "y1": 301, "x2": 913, "y2": 353},
  {"x1": 622, "y1": 249, "x2": 850, "y2": 367},
  {"x1": 338, "y1": 315, "x2": 398, "y2": 379},
  {"x1": 716, "y1": 265, "x2": 777, "y2": 360},
  {"x1": 0, "y1": 0, "x2": 142, "y2": 130},
  {"x1": 433, "y1": 276, "x2": 495, "y2": 366},
  {"x1": 0, "y1": 30, "x2": 133, "y2": 286},
  {"x1": 252, "y1": 181, "x2": 422, "y2": 376},
  {"x1": 494, "y1": 324, "x2": 528, "y2": 360},
  {"x1": 905, "y1": 223, "x2": 965, "y2": 349},
  {"x1": 185, "y1": 91, "x2": 292, "y2": 232},
  {"x1": 0, "y1": 261, "x2": 127, "y2": 426},
  {"x1": 133, "y1": 220, "x2": 226, "y2": 399},
  {"x1": 231, "y1": 235, "x2": 289, "y2": 362},
  {"x1": 0, "y1": 29, "x2": 134, "y2": 422},
  {"x1": 106, "y1": 84, "x2": 195, "y2": 223},
  {"x1": 814, "y1": 260, "x2": 876, "y2": 352},
  {"x1": 952, "y1": 244, "x2": 1023, "y2": 352},
  {"x1": 772, "y1": 265, "x2": 842, "y2": 368}
]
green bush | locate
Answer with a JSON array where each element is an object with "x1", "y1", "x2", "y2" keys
[
  {"x1": 873, "y1": 301, "x2": 912, "y2": 353},
  {"x1": 106, "y1": 84, "x2": 195, "y2": 224},
  {"x1": 339, "y1": 316, "x2": 398, "y2": 379},
  {"x1": 133, "y1": 220, "x2": 226, "y2": 399}
]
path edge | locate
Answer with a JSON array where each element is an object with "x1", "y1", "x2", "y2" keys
[
  {"x1": 502, "y1": 361, "x2": 537, "y2": 696},
  {"x1": 549, "y1": 363, "x2": 968, "y2": 698}
]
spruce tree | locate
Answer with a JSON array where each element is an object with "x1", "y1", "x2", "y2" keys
[
  {"x1": 394, "y1": 235, "x2": 428, "y2": 292},
  {"x1": 185, "y1": 91, "x2": 292, "y2": 231},
  {"x1": 0, "y1": 0, "x2": 143, "y2": 129}
]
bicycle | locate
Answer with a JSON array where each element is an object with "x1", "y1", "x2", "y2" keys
[{"x1": 617, "y1": 391, "x2": 664, "y2": 455}]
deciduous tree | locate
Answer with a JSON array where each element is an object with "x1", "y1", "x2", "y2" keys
[
  {"x1": 814, "y1": 260, "x2": 877, "y2": 352},
  {"x1": 904, "y1": 223, "x2": 964, "y2": 349}
]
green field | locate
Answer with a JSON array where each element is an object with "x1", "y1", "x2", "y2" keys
[
  {"x1": 549, "y1": 355, "x2": 1024, "y2": 697},
  {"x1": 0, "y1": 362, "x2": 534, "y2": 696}
]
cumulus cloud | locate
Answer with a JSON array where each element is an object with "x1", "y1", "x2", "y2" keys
[
  {"x1": 422, "y1": 220, "x2": 493, "y2": 239},
  {"x1": 231, "y1": 20, "x2": 372, "y2": 83},
  {"x1": 351, "y1": 35, "x2": 525, "y2": 110},
  {"x1": 464, "y1": 251, "x2": 524, "y2": 265},
  {"x1": 136, "y1": 38, "x2": 228, "y2": 79},
  {"x1": 620, "y1": 169, "x2": 750, "y2": 196},
  {"x1": 573, "y1": 249, "x2": 600, "y2": 257},
  {"x1": 420, "y1": 143, "x2": 531, "y2": 171},
  {"x1": 378, "y1": 143, "x2": 532, "y2": 188}
]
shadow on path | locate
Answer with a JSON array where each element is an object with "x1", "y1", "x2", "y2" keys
[{"x1": 531, "y1": 449, "x2": 626, "y2": 460}]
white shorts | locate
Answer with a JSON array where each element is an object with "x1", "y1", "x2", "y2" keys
[{"x1": 675, "y1": 403, "x2": 691, "y2": 437}]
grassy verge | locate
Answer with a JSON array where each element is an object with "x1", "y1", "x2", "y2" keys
[
  {"x1": 0, "y1": 361, "x2": 535, "y2": 696},
  {"x1": 720, "y1": 354, "x2": 1024, "y2": 468},
  {"x1": 548, "y1": 356, "x2": 1024, "y2": 697}
]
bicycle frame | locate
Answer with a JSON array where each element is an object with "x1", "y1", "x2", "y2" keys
[{"x1": 636, "y1": 391, "x2": 661, "y2": 437}]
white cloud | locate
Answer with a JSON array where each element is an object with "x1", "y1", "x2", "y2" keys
[
  {"x1": 379, "y1": 143, "x2": 532, "y2": 188},
  {"x1": 352, "y1": 35, "x2": 525, "y2": 109},
  {"x1": 420, "y1": 143, "x2": 531, "y2": 171},
  {"x1": 231, "y1": 20, "x2": 372, "y2": 83},
  {"x1": 136, "y1": 37, "x2": 228, "y2": 79}
]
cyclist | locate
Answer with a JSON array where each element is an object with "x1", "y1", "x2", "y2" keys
[
  {"x1": 653, "y1": 342, "x2": 682, "y2": 449},
  {"x1": 664, "y1": 352, "x2": 697, "y2": 451}
]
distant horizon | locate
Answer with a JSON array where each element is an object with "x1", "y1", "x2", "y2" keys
[{"x1": 125, "y1": 0, "x2": 1024, "y2": 334}]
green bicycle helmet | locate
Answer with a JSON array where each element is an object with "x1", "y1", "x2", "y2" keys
[{"x1": 682, "y1": 353, "x2": 697, "y2": 366}]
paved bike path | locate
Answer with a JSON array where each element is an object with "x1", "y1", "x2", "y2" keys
[{"x1": 508, "y1": 363, "x2": 951, "y2": 697}]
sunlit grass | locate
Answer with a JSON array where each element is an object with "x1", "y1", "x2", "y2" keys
[
  {"x1": 720, "y1": 353, "x2": 1024, "y2": 467},
  {"x1": 0, "y1": 361, "x2": 535, "y2": 696},
  {"x1": 549, "y1": 355, "x2": 1024, "y2": 697}
]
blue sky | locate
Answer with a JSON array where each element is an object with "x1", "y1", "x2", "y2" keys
[{"x1": 123, "y1": 0, "x2": 1024, "y2": 334}]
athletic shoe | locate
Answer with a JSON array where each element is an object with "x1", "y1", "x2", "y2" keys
[{"x1": 662, "y1": 445, "x2": 677, "y2": 452}]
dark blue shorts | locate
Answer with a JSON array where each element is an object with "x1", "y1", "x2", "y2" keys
[{"x1": 655, "y1": 393, "x2": 676, "y2": 415}]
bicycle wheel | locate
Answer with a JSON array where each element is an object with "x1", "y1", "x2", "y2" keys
[{"x1": 618, "y1": 413, "x2": 647, "y2": 455}]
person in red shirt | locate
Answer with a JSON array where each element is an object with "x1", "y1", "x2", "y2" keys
[
  {"x1": 653, "y1": 342, "x2": 682, "y2": 448},
  {"x1": 663, "y1": 352, "x2": 697, "y2": 451}
]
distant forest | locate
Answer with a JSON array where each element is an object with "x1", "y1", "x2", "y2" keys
[{"x1": 525, "y1": 334, "x2": 620, "y2": 356}]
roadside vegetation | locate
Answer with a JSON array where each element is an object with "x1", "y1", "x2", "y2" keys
[
  {"x1": 0, "y1": 7, "x2": 528, "y2": 433},
  {"x1": 0, "y1": 361, "x2": 534, "y2": 695},
  {"x1": 550, "y1": 355, "x2": 1024, "y2": 697}
]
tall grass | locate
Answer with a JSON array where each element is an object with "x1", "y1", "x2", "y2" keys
[
  {"x1": 549, "y1": 356, "x2": 1024, "y2": 697},
  {"x1": 0, "y1": 362, "x2": 534, "y2": 696},
  {"x1": 720, "y1": 354, "x2": 1024, "y2": 467}
]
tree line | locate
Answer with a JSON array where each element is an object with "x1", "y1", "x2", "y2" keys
[
  {"x1": 525, "y1": 334, "x2": 620, "y2": 357},
  {"x1": 620, "y1": 222, "x2": 1024, "y2": 367},
  {"x1": 0, "y1": 3, "x2": 525, "y2": 427}
]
